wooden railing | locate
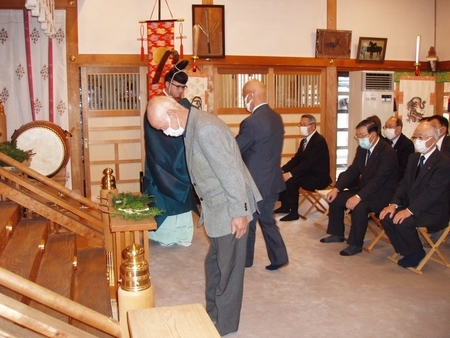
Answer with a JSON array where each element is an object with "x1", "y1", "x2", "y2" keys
[
  {"x1": 0, "y1": 267, "x2": 123, "y2": 337},
  {"x1": 0, "y1": 152, "x2": 105, "y2": 246}
]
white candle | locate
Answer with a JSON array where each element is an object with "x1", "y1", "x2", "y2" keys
[{"x1": 415, "y1": 35, "x2": 421, "y2": 63}]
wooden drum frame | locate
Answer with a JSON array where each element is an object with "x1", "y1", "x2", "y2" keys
[{"x1": 12, "y1": 120, "x2": 70, "y2": 177}]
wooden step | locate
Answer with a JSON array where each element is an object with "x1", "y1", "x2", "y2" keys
[
  {"x1": 28, "y1": 232, "x2": 77, "y2": 323},
  {"x1": 72, "y1": 247, "x2": 114, "y2": 338},
  {"x1": 0, "y1": 202, "x2": 21, "y2": 256},
  {"x1": 0, "y1": 218, "x2": 48, "y2": 302}
]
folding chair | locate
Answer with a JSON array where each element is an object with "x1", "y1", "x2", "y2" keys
[
  {"x1": 313, "y1": 189, "x2": 331, "y2": 231},
  {"x1": 298, "y1": 188, "x2": 328, "y2": 220},
  {"x1": 388, "y1": 223, "x2": 450, "y2": 275},
  {"x1": 313, "y1": 189, "x2": 352, "y2": 231},
  {"x1": 363, "y1": 212, "x2": 390, "y2": 253}
]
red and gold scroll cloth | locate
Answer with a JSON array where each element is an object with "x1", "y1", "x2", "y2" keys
[{"x1": 147, "y1": 20, "x2": 175, "y2": 99}]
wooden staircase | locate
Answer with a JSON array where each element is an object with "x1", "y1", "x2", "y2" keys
[{"x1": 0, "y1": 153, "x2": 122, "y2": 337}]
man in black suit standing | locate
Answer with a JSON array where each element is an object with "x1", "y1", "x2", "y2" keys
[
  {"x1": 380, "y1": 122, "x2": 450, "y2": 268},
  {"x1": 275, "y1": 114, "x2": 332, "y2": 221},
  {"x1": 320, "y1": 118, "x2": 398, "y2": 256},
  {"x1": 426, "y1": 115, "x2": 450, "y2": 157},
  {"x1": 236, "y1": 79, "x2": 289, "y2": 271},
  {"x1": 383, "y1": 117, "x2": 414, "y2": 180}
]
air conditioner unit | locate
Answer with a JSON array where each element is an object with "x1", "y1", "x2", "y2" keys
[{"x1": 347, "y1": 70, "x2": 395, "y2": 164}]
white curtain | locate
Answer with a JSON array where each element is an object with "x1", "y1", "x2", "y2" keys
[
  {"x1": 0, "y1": 9, "x2": 71, "y2": 187},
  {"x1": 398, "y1": 76, "x2": 436, "y2": 138}
]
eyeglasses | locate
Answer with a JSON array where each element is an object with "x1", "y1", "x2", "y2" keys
[
  {"x1": 382, "y1": 126, "x2": 397, "y2": 130},
  {"x1": 354, "y1": 133, "x2": 370, "y2": 140},
  {"x1": 171, "y1": 84, "x2": 188, "y2": 90},
  {"x1": 298, "y1": 123, "x2": 313, "y2": 127}
]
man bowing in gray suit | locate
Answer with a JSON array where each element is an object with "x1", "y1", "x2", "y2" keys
[
  {"x1": 147, "y1": 96, "x2": 262, "y2": 336},
  {"x1": 236, "y1": 79, "x2": 289, "y2": 270}
]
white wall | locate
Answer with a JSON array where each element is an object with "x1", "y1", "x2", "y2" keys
[
  {"x1": 436, "y1": 0, "x2": 450, "y2": 60},
  {"x1": 78, "y1": 0, "x2": 446, "y2": 62}
]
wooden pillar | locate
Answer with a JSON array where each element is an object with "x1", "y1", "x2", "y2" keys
[
  {"x1": 327, "y1": 0, "x2": 337, "y2": 30},
  {"x1": 325, "y1": 67, "x2": 337, "y2": 183}
]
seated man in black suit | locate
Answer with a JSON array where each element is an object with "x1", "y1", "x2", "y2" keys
[
  {"x1": 425, "y1": 115, "x2": 450, "y2": 157},
  {"x1": 380, "y1": 122, "x2": 450, "y2": 268},
  {"x1": 320, "y1": 118, "x2": 398, "y2": 256},
  {"x1": 275, "y1": 114, "x2": 332, "y2": 221},
  {"x1": 383, "y1": 117, "x2": 414, "y2": 180}
]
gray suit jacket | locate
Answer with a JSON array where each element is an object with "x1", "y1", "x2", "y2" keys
[
  {"x1": 184, "y1": 107, "x2": 262, "y2": 238},
  {"x1": 236, "y1": 104, "x2": 286, "y2": 197}
]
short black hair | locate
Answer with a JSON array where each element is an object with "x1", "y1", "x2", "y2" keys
[
  {"x1": 428, "y1": 114, "x2": 449, "y2": 129},
  {"x1": 366, "y1": 115, "x2": 382, "y2": 135},
  {"x1": 356, "y1": 118, "x2": 378, "y2": 135}
]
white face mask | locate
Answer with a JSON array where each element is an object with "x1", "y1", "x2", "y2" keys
[
  {"x1": 384, "y1": 128, "x2": 396, "y2": 140},
  {"x1": 299, "y1": 126, "x2": 310, "y2": 136},
  {"x1": 358, "y1": 137, "x2": 371, "y2": 150},
  {"x1": 163, "y1": 116, "x2": 184, "y2": 137},
  {"x1": 414, "y1": 137, "x2": 431, "y2": 154},
  {"x1": 244, "y1": 94, "x2": 253, "y2": 113}
]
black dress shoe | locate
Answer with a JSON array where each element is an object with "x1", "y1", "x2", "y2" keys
[
  {"x1": 320, "y1": 235, "x2": 345, "y2": 243},
  {"x1": 398, "y1": 249, "x2": 426, "y2": 268},
  {"x1": 279, "y1": 212, "x2": 299, "y2": 221},
  {"x1": 339, "y1": 245, "x2": 362, "y2": 256},
  {"x1": 274, "y1": 206, "x2": 290, "y2": 214},
  {"x1": 265, "y1": 263, "x2": 287, "y2": 271}
]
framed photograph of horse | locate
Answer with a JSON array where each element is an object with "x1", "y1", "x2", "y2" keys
[
  {"x1": 315, "y1": 29, "x2": 352, "y2": 59},
  {"x1": 356, "y1": 37, "x2": 387, "y2": 63}
]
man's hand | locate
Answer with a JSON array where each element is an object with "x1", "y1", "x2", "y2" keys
[
  {"x1": 392, "y1": 209, "x2": 411, "y2": 224},
  {"x1": 326, "y1": 188, "x2": 339, "y2": 203},
  {"x1": 282, "y1": 172, "x2": 291, "y2": 181},
  {"x1": 345, "y1": 195, "x2": 361, "y2": 210},
  {"x1": 379, "y1": 204, "x2": 396, "y2": 220},
  {"x1": 231, "y1": 216, "x2": 249, "y2": 239}
]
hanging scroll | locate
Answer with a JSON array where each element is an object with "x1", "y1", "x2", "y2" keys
[{"x1": 146, "y1": 20, "x2": 176, "y2": 99}]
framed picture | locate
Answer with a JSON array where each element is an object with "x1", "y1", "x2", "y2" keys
[
  {"x1": 192, "y1": 5, "x2": 225, "y2": 58},
  {"x1": 356, "y1": 37, "x2": 387, "y2": 63},
  {"x1": 315, "y1": 29, "x2": 351, "y2": 59}
]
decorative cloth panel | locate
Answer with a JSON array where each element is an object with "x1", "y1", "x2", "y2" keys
[
  {"x1": 398, "y1": 76, "x2": 436, "y2": 138},
  {"x1": 0, "y1": 9, "x2": 70, "y2": 187},
  {"x1": 147, "y1": 20, "x2": 175, "y2": 99}
]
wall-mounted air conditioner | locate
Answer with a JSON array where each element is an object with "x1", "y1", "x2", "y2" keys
[{"x1": 347, "y1": 71, "x2": 395, "y2": 164}]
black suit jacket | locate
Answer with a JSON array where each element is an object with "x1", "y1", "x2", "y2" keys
[
  {"x1": 391, "y1": 149, "x2": 450, "y2": 229},
  {"x1": 236, "y1": 104, "x2": 286, "y2": 197},
  {"x1": 393, "y1": 133, "x2": 415, "y2": 180},
  {"x1": 439, "y1": 135, "x2": 450, "y2": 158},
  {"x1": 336, "y1": 138, "x2": 398, "y2": 204},
  {"x1": 281, "y1": 131, "x2": 332, "y2": 189}
]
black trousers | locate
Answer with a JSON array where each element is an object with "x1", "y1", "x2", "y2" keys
[
  {"x1": 246, "y1": 193, "x2": 288, "y2": 266},
  {"x1": 280, "y1": 176, "x2": 329, "y2": 210},
  {"x1": 381, "y1": 211, "x2": 423, "y2": 256},
  {"x1": 326, "y1": 189, "x2": 386, "y2": 248}
]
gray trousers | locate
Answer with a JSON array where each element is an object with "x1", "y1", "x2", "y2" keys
[{"x1": 205, "y1": 230, "x2": 248, "y2": 336}]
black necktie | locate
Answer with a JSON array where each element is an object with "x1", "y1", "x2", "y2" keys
[
  {"x1": 365, "y1": 150, "x2": 371, "y2": 165},
  {"x1": 301, "y1": 139, "x2": 307, "y2": 151},
  {"x1": 415, "y1": 155, "x2": 425, "y2": 179}
]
